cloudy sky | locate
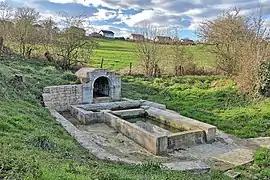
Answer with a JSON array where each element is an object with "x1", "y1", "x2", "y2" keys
[{"x1": 6, "y1": 0, "x2": 270, "y2": 40}]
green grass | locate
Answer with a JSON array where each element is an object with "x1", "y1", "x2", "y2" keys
[
  {"x1": 92, "y1": 39, "x2": 137, "y2": 70},
  {"x1": 7, "y1": 39, "x2": 216, "y2": 71},
  {"x1": 122, "y1": 76, "x2": 270, "y2": 138},
  {"x1": 0, "y1": 57, "x2": 229, "y2": 179},
  {"x1": 92, "y1": 39, "x2": 216, "y2": 71}
]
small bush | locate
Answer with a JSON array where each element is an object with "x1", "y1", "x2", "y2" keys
[
  {"x1": 62, "y1": 71, "x2": 77, "y2": 82},
  {"x1": 115, "y1": 37, "x2": 126, "y2": 41},
  {"x1": 254, "y1": 148, "x2": 270, "y2": 167},
  {"x1": 30, "y1": 135, "x2": 56, "y2": 150},
  {"x1": 259, "y1": 60, "x2": 270, "y2": 97},
  {"x1": 42, "y1": 66, "x2": 57, "y2": 74},
  {"x1": 139, "y1": 161, "x2": 165, "y2": 171}
]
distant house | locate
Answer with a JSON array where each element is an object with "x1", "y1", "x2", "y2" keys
[
  {"x1": 99, "y1": 30, "x2": 114, "y2": 38},
  {"x1": 154, "y1": 36, "x2": 172, "y2": 43},
  {"x1": 129, "y1": 34, "x2": 144, "y2": 41},
  {"x1": 266, "y1": 37, "x2": 270, "y2": 41},
  {"x1": 181, "y1": 38, "x2": 196, "y2": 45},
  {"x1": 90, "y1": 32, "x2": 102, "y2": 38}
]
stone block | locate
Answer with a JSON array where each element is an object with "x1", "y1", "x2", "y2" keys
[
  {"x1": 224, "y1": 170, "x2": 241, "y2": 179},
  {"x1": 140, "y1": 100, "x2": 166, "y2": 110},
  {"x1": 44, "y1": 101, "x2": 53, "y2": 108},
  {"x1": 163, "y1": 161, "x2": 210, "y2": 172},
  {"x1": 43, "y1": 87, "x2": 51, "y2": 93},
  {"x1": 104, "y1": 112, "x2": 166, "y2": 155},
  {"x1": 82, "y1": 100, "x2": 141, "y2": 111},
  {"x1": 168, "y1": 130, "x2": 205, "y2": 150},
  {"x1": 58, "y1": 87, "x2": 65, "y2": 92},
  {"x1": 42, "y1": 93, "x2": 51, "y2": 102},
  {"x1": 110, "y1": 108, "x2": 145, "y2": 118},
  {"x1": 51, "y1": 87, "x2": 59, "y2": 93},
  {"x1": 213, "y1": 148, "x2": 254, "y2": 166}
]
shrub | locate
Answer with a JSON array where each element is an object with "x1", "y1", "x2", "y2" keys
[
  {"x1": 30, "y1": 135, "x2": 56, "y2": 150},
  {"x1": 42, "y1": 66, "x2": 57, "y2": 74},
  {"x1": 254, "y1": 148, "x2": 270, "y2": 167},
  {"x1": 198, "y1": 8, "x2": 270, "y2": 96},
  {"x1": 139, "y1": 161, "x2": 165, "y2": 171},
  {"x1": 259, "y1": 60, "x2": 270, "y2": 97},
  {"x1": 253, "y1": 148, "x2": 270, "y2": 180},
  {"x1": 62, "y1": 71, "x2": 77, "y2": 82},
  {"x1": 115, "y1": 37, "x2": 126, "y2": 41}
]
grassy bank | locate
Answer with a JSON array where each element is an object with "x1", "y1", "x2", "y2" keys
[
  {"x1": 122, "y1": 76, "x2": 270, "y2": 138},
  {"x1": 0, "y1": 57, "x2": 228, "y2": 179}
]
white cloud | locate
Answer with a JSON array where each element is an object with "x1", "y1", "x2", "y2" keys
[
  {"x1": 7, "y1": 0, "x2": 270, "y2": 39},
  {"x1": 91, "y1": 9, "x2": 116, "y2": 21},
  {"x1": 121, "y1": 10, "x2": 155, "y2": 26},
  {"x1": 48, "y1": 0, "x2": 93, "y2": 6}
]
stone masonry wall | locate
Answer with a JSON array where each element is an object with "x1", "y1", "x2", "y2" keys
[{"x1": 42, "y1": 84, "x2": 83, "y2": 111}]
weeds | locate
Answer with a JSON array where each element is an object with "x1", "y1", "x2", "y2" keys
[{"x1": 30, "y1": 135, "x2": 56, "y2": 150}]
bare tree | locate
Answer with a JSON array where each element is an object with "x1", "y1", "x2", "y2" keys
[
  {"x1": 0, "y1": 2, "x2": 13, "y2": 20},
  {"x1": 198, "y1": 8, "x2": 270, "y2": 95},
  {"x1": 0, "y1": 2, "x2": 13, "y2": 55},
  {"x1": 134, "y1": 22, "x2": 164, "y2": 77},
  {"x1": 12, "y1": 7, "x2": 40, "y2": 57},
  {"x1": 53, "y1": 13, "x2": 97, "y2": 70},
  {"x1": 40, "y1": 17, "x2": 57, "y2": 51},
  {"x1": 15, "y1": 7, "x2": 40, "y2": 23},
  {"x1": 168, "y1": 28, "x2": 187, "y2": 76}
]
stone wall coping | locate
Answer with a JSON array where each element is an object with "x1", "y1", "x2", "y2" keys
[
  {"x1": 44, "y1": 84, "x2": 83, "y2": 89},
  {"x1": 168, "y1": 129, "x2": 205, "y2": 138}
]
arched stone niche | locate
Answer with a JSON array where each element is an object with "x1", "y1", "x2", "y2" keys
[{"x1": 81, "y1": 69, "x2": 121, "y2": 104}]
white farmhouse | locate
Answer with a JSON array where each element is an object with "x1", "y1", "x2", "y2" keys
[{"x1": 99, "y1": 30, "x2": 115, "y2": 38}]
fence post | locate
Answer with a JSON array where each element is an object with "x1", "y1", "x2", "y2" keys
[
  {"x1": 100, "y1": 58, "x2": 104, "y2": 68},
  {"x1": 129, "y1": 62, "x2": 132, "y2": 75}
]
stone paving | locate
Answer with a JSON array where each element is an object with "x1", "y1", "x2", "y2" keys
[
  {"x1": 213, "y1": 148, "x2": 254, "y2": 166},
  {"x1": 49, "y1": 109, "x2": 269, "y2": 173},
  {"x1": 247, "y1": 137, "x2": 270, "y2": 148}
]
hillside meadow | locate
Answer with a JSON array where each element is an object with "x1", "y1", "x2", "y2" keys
[
  {"x1": 0, "y1": 57, "x2": 230, "y2": 179},
  {"x1": 0, "y1": 55, "x2": 269, "y2": 179},
  {"x1": 7, "y1": 38, "x2": 216, "y2": 72},
  {"x1": 91, "y1": 39, "x2": 216, "y2": 71}
]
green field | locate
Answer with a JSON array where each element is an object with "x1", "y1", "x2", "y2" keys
[
  {"x1": 92, "y1": 39, "x2": 137, "y2": 70},
  {"x1": 91, "y1": 39, "x2": 216, "y2": 71},
  {"x1": 6, "y1": 38, "x2": 216, "y2": 72}
]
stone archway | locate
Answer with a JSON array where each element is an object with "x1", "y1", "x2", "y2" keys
[{"x1": 93, "y1": 76, "x2": 110, "y2": 98}]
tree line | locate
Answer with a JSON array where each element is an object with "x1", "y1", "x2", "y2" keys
[
  {"x1": 0, "y1": 2, "x2": 97, "y2": 70},
  {"x1": 134, "y1": 8, "x2": 270, "y2": 97}
]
